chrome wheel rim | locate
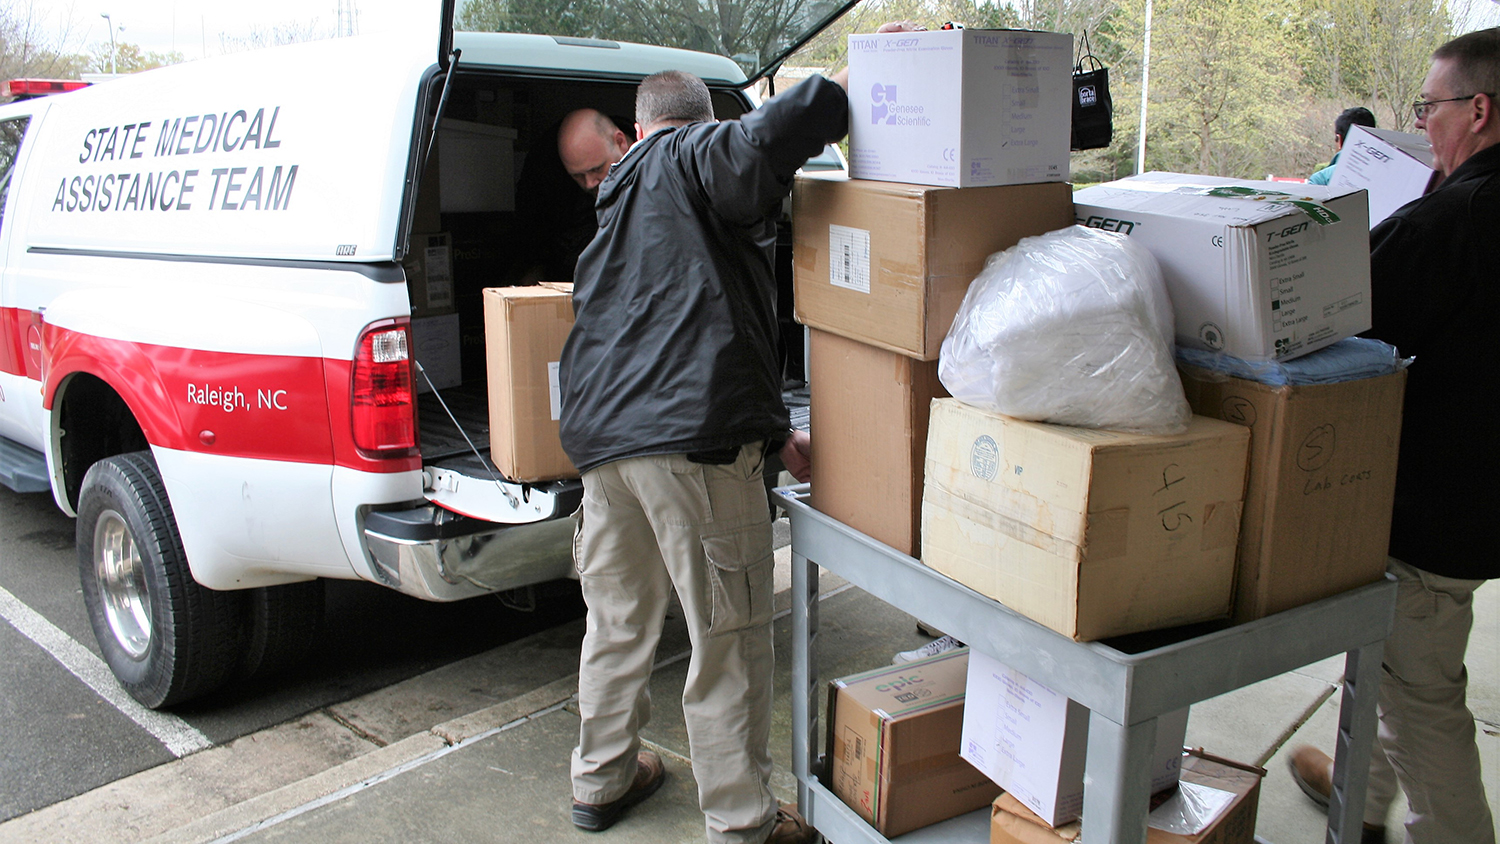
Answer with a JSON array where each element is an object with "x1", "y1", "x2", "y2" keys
[{"x1": 93, "y1": 509, "x2": 153, "y2": 660}]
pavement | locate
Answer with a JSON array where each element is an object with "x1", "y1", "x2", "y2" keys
[{"x1": 3, "y1": 524, "x2": 1496, "y2": 844}]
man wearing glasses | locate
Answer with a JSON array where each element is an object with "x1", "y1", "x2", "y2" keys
[{"x1": 1288, "y1": 27, "x2": 1499, "y2": 844}]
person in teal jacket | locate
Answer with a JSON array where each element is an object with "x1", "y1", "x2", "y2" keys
[{"x1": 1308, "y1": 106, "x2": 1377, "y2": 184}]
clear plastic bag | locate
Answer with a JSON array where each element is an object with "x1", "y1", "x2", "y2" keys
[{"x1": 938, "y1": 225, "x2": 1191, "y2": 435}]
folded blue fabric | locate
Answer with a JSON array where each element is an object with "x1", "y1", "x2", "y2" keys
[{"x1": 1177, "y1": 337, "x2": 1410, "y2": 386}]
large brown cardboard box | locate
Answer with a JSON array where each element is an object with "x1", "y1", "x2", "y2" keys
[
  {"x1": 922, "y1": 400, "x2": 1251, "y2": 641},
  {"x1": 1178, "y1": 365, "x2": 1406, "y2": 622},
  {"x1": 809, "y1": 329, "x2": 948, "y2": 556},
  {"x1": 791, "y1": 176, "x2": 1074, "y2": 360},
  {"x1": 483, "y1": 286, "x2": 578, "y2": 483},
  {"x1": 989, "y1": 750, "x2": 1265, "y2": 844},
  {"x1": 828, "y1": 650, "x2": 1001, "y2": 837}
]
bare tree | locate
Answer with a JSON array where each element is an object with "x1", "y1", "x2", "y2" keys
[{"x1": 1, "y1": 0, "x2": 89, "y2": 82}]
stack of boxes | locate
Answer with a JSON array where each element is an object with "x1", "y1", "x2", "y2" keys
[
  {"x1": 796, "y1": 27, "x2": 1076, "y2": 557},
  {"x1": 812, "y1": 29, "x2": 1408, "y2": 842},
  {"x1": 1072, "y1": 172, "x2": 1405, "y2": 623}
]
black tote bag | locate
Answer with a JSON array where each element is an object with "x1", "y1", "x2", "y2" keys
[{"x1": 1071, "y1": 33, "x2": 1114, "y2": 151}]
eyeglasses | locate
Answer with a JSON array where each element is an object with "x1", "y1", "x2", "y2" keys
[{"x1": 1412, "y1": 93, "x2": 1495, "y2": 120}]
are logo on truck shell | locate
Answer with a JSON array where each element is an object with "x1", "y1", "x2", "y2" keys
[{"x1": 51, "y1": 107, "x2": 299, "y2": 215}]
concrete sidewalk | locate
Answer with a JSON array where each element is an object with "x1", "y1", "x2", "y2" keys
[{"x1": 5, "y1": 542, "x2": 1497, "y2": 844}]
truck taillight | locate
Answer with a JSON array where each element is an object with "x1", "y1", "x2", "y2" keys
[{"x1": 352, "y1": 321, "x2": 417, "y2": 456}]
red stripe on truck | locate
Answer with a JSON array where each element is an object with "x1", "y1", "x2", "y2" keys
[{"x1": 36, "y1": 322, "x2": 419, "y2": 474}]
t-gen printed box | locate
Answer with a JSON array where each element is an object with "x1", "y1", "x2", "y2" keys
[
  {"x1": 1329, "y1": 125, "x2": 1439, "y2": 226},
  {"x1": 847, "y1": 28, "x2": 1072, "y2": 187},
  {"x1": 1074, "y1": 173, "x2": 1371, "y2": 362}
]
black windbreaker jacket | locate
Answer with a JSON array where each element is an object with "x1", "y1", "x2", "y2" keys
[
  {"x1": 558, "y1": 76, "x2": 849, "y2": 474},
  {"x1": 1366, "y1": 142, "x2": 1500, "y2": 580}
]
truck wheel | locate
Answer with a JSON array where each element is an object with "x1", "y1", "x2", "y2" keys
[
  {"x1": 77, "y1": 452, "x2": 242, "y2": 709},
  {"x1": 237, "y1": 579, "x2": 324, "y2": 681}
]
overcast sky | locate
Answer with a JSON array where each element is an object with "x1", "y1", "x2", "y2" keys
[{"x1": 36, "y1": 0, "x2": 434, "y2": 61}]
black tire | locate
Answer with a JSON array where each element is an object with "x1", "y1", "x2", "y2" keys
[
  {"x1": 77, "y1": 452, "x2": 242, "y2": 708},
  {"x1": 237, "y1": 579, "x2": 325, "y2": 682}
]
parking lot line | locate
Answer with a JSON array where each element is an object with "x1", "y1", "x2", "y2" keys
[{"x1": 0, "y1": 585, "x2": 212, "y2": 757}]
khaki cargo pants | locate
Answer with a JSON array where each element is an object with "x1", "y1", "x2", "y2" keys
[
  {"x1": 1362, "y1": 557, "x2": 1495, "y2": 843},
  {"x1": 570, "y1": 443, "x2": 778, "y2": 844}
]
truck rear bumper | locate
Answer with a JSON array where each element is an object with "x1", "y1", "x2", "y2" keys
[{"x1": 361, "y1": 480, "x2": 583, "y2": 602}]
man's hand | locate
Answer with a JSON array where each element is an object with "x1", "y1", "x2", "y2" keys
[{"x1": 780, "y1": 430, "x2": 811, "y2": 484}]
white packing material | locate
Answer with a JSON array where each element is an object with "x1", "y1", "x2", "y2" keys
[{"x1": 938, "y1": 225, "x2": 1191, "y2": 434}]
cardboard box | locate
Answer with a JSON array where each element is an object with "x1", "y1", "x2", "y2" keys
[
  {"x1": 483, "y1": 286, "x2": 578, "y2": 482},
  {"x1": 439, "y1": 119, "x2": 517, "y2": 212},
  {"x1": 921, "y1": 399, "x2": 1250, "y2": 640},
  {"x1": 962, "y1": 649, "x2": 1189, "y2": 826},
  {"x1": 1073, "y1": 173, "x2": 1371, "y2": 362},
  {"x1": 1178, "y1": 365, "x2": 1406, "y2": 622},
  {"x1": 792, "y1": 176, "x2": 1074, "y2": 360},
  {"x1": 411, "y1": 312, "x2": 461, "y2": 394},
  {"x1": 403, "y1": 232, "x2": 455, "y2": 316},
  {"x1": 1329, "y1": 125, "x2": 1439, "y2": 226},
  {"x1": 827, "y1": 650, "x2": 1001, "y2": 836},
  {"x1": 809, "y1": 329, "x2": 948, "y2": 557},
  {"x1": 989, "y1": 750, "x2": 1265, "y2": 844},
  {"x1": 847, "y1": 28, "x2": 1072, "y2": 187}
]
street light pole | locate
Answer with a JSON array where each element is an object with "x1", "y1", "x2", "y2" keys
[
  {"x1": 100, "y1": 13, "x2": 118, "y2": 75},
  {"x1": 1136, "y1": 0, "x2": 1153, "y2": 174}
]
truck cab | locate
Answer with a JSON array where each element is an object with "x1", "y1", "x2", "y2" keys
[{"x1": 0, "y1": 1, "x2": 848, "y2": 707}]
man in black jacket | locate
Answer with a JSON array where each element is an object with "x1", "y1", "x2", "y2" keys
[
  {"x1": 1289, "y1": 27, "x2": 1499, "y2": 844},
  {"x1": 558, "y1": 68, "x2": 842, "y2": 844}
]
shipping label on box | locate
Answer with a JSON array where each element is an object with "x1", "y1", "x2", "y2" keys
[
  {"x1": 962, "y1": 649, "x2": 1188, "y2": 827},
  {"x1": 411, "y1": 312, "x2": 461, "y2": 394},
  {"x1": 1329, "y1": 125, "x2": 1439, "y2": 226},
  {"x1": 1074, "y1": 172, "x2": 1371, "y2": 362},
  {"x1": 483, "y1": 286, "x2": 578, "y2": 483},
  {"x1": 989, "y1": 750, "x2": 1264, "y2": 844},
  {"x1": 809, "y1": 329, "x2": 948, "y2": 556},
  {"x1": 847, "y1": 28, "x2": 1072, "y2": 187},
  {"x1": 792, "y1": 177, "x2": 1074, "y2": 359},
  {"x1": 1178, "y1": 364, "x2": 1405, "y2": 622},
  {"x1": 828, "y1": 650, "x2": 1000, "y2": 837},
  {"x1": 921, "y1": 399, "x2": 1250, "y2": 640},
  {"x1": 403, "y1": 232, "x2": 455, "y2": 315}
]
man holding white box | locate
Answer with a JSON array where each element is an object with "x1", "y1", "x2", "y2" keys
[{"x1": 1289, "y1": 27, "x2": 1500, "y2": 844}]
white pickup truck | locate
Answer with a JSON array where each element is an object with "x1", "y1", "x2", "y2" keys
[{"x1": 0, "y1": 1, "x2": 839, "y2": 707}]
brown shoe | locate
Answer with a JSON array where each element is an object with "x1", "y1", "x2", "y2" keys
[
  {"x1": 1287, "y1": 745, "x2": 1386, "y2": 843},
  {"x1": 1289, "y1": 745, "x2": 1334, "y2": 808},
  {"x1": 571, "y1": 750, "x2": 666, "y2": 832},
  {"x1": 765, "y1": 804, "x2": 821, "y2": 844}
]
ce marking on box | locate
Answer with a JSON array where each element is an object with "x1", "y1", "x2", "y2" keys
[{"x1": 942, "y1": 148, "x2": 957, "y2": 162}]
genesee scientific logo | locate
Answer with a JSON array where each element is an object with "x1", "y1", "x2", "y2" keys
[{"x1": 869, "y1": 83, "x2": 931, "y2": 126}]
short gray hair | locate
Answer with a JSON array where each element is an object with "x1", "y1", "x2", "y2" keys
[
  {"x1": 1433, "y1": 27, "x2": 1500, "y2": 99},
  {"x1": 635, "y1": 70, "x2": 713, "y2": 129}
]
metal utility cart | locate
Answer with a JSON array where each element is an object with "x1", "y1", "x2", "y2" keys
[{"x1": 775, "y1": 485, "x2": 1397, "y2": 844}]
